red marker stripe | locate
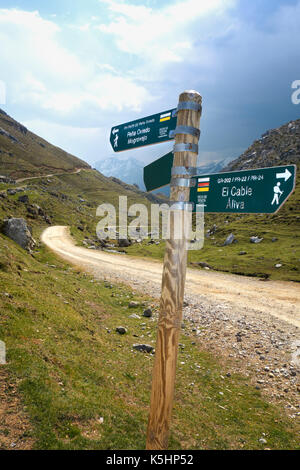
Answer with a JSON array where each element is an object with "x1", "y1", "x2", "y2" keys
[{"x1": 198, "y1": 182, "x2": 210, "y2": 187}]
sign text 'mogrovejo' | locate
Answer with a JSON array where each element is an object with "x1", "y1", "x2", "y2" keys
[
  {"x1": 190, "y1": 165, "x2": 296, "y2": 214},
  {"x1": 110, "y1": 109, "x2": 177, "y2": 152}
]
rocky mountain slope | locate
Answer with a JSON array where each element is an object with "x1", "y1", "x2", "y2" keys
[
  {"x1": 223, "y1": 119, "x2": 300, "y2": 171},
  {"x1": 0, "y1": 108, "x2": 90, "y2": 178}
]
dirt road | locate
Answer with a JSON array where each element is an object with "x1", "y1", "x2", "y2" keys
[
  {"x1": 42, "y1": 226, "x2": 300, "y2": 410},
  {"x1": 42, "y1": 226, "x2": 300, "y2": 329},
  {"x1": 16, "y1": 168, "x2": 85, "y2": 183}
]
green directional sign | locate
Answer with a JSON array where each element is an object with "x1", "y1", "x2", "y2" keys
[
  {"x1": 144, "y1": 151, "x2": 173, "y2": 192},
  {"x1": 110, "y1": 109, "x2": 177, "y2": 152},
  {"x1": 190, "y1": 165, "x2": 296, "y2": 214}
]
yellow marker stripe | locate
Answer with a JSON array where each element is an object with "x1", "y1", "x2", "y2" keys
[
  {"x1": 197, "y1": 188, "x2": 209, "y2": 192},
  {"x1": 160, "y1": 117, "x2": 171, "y2": 122}
]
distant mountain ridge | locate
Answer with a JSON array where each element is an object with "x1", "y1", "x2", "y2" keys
[
  {"x1": 196, "y1": 156, "x2": 234, "y2": 175},
  {"x1": 95, "y1": 155, "x2": 234, "y2": 194},
  {"x1": 94, "y1": 157, "x2": 145, "y2": 190},
  {"x1": 0, "y1": 108, "x2": 90, "y2": 178}
]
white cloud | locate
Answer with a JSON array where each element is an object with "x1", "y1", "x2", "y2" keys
[
  {"x1": 0, "y1": 8, "x2": 151, "y2": 116},
  {"x1": 1, "y1": 1, "x2": 300, "y2": 168},
  {"x1": 23, "y1": 118, "x2": 108, "y2": 164},
  {"x1": 0, "y1": 9, "x2": 84, "y2": 83},
  {"x1": 98, "y1": 0, "x2": 236, "y2": 66}
]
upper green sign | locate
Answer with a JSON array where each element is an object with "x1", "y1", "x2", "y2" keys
[
  {"x1": 110, "y1": 109, "x2": 177, "y2": 152},
  {"x1": 190, "y1": 165, "x2": 296, "y2": 214}
]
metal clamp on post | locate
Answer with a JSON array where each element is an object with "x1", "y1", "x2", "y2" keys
[
  {"x1": 176, "y1": 101, "x2": 202, "y2": 115},
  {"x1": 174, "y1": 125, "x2": 201, "y2": 138},
  {"x1": 168, "y1": 201, "x2": 194, "y2": 211},
  {"x1": 170, "y1": 177, "x2": 196, "y2": 188},
  {"x1": 171, "y1": 166, "x2": 198, "y2": 177},
  {"x1": 173, "y1": 143, "x2": 198, "y2": 154}
]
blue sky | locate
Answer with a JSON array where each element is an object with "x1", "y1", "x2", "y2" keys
[{"x1": 0, "y1": 0, "x2": 299, "y2": 166}]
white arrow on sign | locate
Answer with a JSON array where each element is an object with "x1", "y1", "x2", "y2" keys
[
  {"x1": 276, "y1": 168, "x2": 292, "y2": 182},
  {"x1": 112, "y1": 128, "x2": 119, "y2": 135}
]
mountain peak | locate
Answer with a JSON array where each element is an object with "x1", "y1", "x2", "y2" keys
[{"x1": 95, "y1": 157, "x2": 145, "y2": 190}]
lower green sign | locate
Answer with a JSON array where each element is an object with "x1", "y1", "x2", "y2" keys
[
  {"x1": 144, "y1": 152, "x2": 173, "y2": 192},
  {"x1": 190, "y1": 165, "x2": 296, "y2": 214}
]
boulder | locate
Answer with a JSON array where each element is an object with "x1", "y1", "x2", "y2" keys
[
  {"x1": 7, "y1": 189, "x2": 16, "y2": 196},
  {"x1": 27, "y1": 205, "x2": 39, "y2": 217},
  {"x1": 2, "y1": 218, "x2": 36, "y2": 251},
  {"x1": 133, "y1": 344, "x2": 154, "y2": 353},
  {"x1": 198, "y1": 262, "x2": 213, "y2": 269},
  {"x1": 223, "y1": 233, "x2": 236, "y2": 246},
  {"x1": 143, "y1": 308, "x2": 153, "y2": 318},
  {"x1": 116, "y1": 327, "x2": 127, "y2": 335},
  {"x1": 118, "y1": 238, "x2": 132, "y2": 248},
  {"x1": 18, "y1": 194, "x2": 29, "y2": 204},
  {"x1": 250, "y1": 236, "x2": 263, "y2": 244}
]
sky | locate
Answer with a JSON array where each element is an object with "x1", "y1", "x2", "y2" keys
[{"x1": 0, "y1": 0, "x2": 299, "y2": 167}]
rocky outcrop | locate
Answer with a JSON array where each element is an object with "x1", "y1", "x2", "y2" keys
[
  {"x1": 1, "y1": 218, "x2": 36, "y2": 251},
  {"x1": 0, "y1": 127, "x2": 19, "y2": 143},
  {"x1": 0, "y1": 175, "x2": 15, "y2": 184},
  {"x1": 223, "y1": 119, "x2": 300, "y2": 172}
]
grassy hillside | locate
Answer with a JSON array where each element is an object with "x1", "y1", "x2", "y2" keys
[
  {"x1": 0, "y1": 169, "x2": 155, "y2": 246},
  {"x1": 0, "y1": 108, "x2": 90, "y2": 178},
  {"x1": 0, "y1": 234, "x2": 299, "y2": 450}
]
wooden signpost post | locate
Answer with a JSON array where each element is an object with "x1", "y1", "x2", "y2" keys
[
  {"x1": 146, "y1": 90, "x2": 202, "y2": 450},
  {"x1": 109, "y1": 93, "x2": 202, "y2": 449}
]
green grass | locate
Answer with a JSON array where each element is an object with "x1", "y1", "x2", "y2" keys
[
  {"x1": 125, "y1": 220, "x2": 300, "y2": 281},
  {"x1": 0, "y1": 233, "x2": 299, "y2": 450}
]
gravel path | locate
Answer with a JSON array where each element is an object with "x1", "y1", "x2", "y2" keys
[
  {"x1": 15, "y1": 167, "x2": 84, "y2": 183},
  {"x1": 42, "y1": 226, "x2": 300, "y2": 417}
]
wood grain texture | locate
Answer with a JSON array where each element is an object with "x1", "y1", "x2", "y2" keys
[{"x1": 146, "y1": 90, "x2": 202, "y2": 450}]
